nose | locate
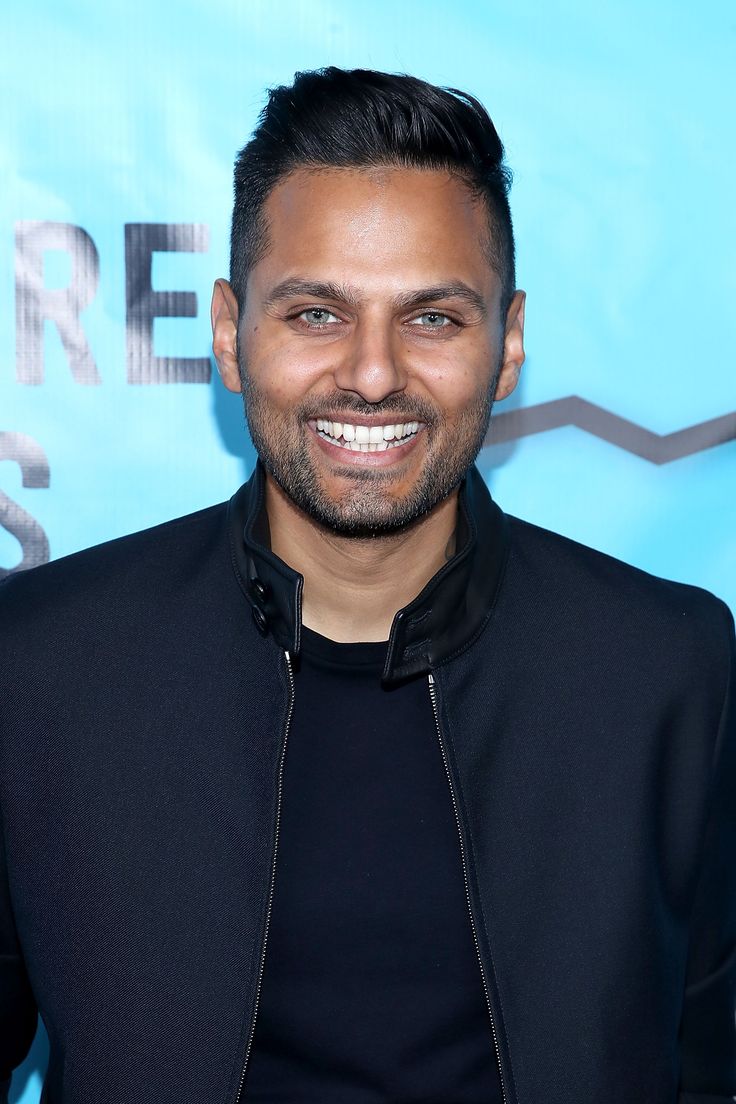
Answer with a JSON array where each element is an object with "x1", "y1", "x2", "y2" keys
[{"x1": 332, "y1": 315, "x2": 407, "y2": 403}]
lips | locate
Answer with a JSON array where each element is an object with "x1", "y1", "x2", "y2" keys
[
  {"x1": 312, "y1": 417, "x2": 424, "y2": 452},
  {"x1": 307, "y1": 416, "x2": 426, "y2": 464}
]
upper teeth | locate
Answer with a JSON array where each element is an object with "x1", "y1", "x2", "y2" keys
[{"x1": 316, "y1": 419, "x2": 420, "y2": 443}]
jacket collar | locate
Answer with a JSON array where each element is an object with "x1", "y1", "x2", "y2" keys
[{"x1": 227, "y1": 459, "x2": 510, "y2": 683}]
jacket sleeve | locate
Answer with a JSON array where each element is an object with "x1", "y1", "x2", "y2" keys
[
  {"x1": 678, "y1": 600, "x2": 736, "y2": 1102},
  {"x1": 0, "y1": 795, "x2": 38, "y2": 1096}
]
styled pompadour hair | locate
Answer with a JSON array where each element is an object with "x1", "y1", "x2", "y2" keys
[{"x1": 230, "y1": 67, "x2": 516, "y2": 316}]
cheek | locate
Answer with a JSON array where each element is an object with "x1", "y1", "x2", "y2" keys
[
  {"x1": 409, "y1": 345, "x2": 495, "y2": 423},
  {"x1": 243, "y1": 330, "x2": 329, "y2": 407}
]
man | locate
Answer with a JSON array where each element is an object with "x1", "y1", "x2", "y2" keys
[{"x1": 1, "y1": 67, "x2": 734, "y2": 1104}]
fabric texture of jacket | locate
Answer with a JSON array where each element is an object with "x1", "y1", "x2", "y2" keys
[{"x1": 1, "y1": 459, "x2": 734, "y2": 1104}]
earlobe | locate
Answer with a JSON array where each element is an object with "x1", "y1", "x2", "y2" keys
[
  {"x1": 211, "y1": 278, "x2": 242, "y2": 394},
  {"x1": 494, "y1": 289, "x2": 526, "y2": 402}
]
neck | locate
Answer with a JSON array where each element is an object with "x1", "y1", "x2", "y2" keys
[{"x1": 264, "y1": 475, "x2": 460, "y2": 643}]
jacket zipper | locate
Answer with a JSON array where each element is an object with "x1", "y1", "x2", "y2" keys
[
  {"x1": 427, "y1": 671, "x2": 508, "y2": 1104},
  {"x1": 234, "y1": 649, "x2": 295, "y2": 1104}
]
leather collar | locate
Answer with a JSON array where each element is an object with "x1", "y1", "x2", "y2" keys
[{"x1": 227, "y1": 459, "x2": 510, "y2": 683}]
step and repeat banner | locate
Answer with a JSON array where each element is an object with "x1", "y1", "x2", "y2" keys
[{"x1": 2, "y1": 1, "x2": 735, "y2": 1099}]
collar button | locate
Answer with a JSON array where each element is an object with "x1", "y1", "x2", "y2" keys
[
  {"x1": 252, "y1": 606, "x2": 269, "y2": 634},
  {"x1": 250, "y1": 577, "x2": 271, "y2": 602}
]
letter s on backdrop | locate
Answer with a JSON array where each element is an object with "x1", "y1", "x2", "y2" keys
[{"x1": 0, "y1": 433, "x2": 50, "y2": 578}]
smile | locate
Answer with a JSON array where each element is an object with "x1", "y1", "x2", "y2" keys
[{"x1": 310, "y1": 418, "x2": 425, "y2": 453}]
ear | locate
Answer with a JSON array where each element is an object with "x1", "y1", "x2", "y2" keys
[
  {"x1": 211, "y1": 278, "x2": 242, "y2": 394},
  {"x1": 494, "y1": 290, "x2": 526, "y2": 402}
]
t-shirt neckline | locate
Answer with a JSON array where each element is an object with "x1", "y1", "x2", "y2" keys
[{"x1": 300, "y1": 624, "x2": 388, "y2": 672}]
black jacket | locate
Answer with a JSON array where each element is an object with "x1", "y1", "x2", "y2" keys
[{"x1": 1, "y1": 460, "x2": 734, "y2": 1104}]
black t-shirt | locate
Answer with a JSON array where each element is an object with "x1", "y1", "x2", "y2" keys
[{"x1": 243, "y1": 626, "x2": 503, "y2": 1103}]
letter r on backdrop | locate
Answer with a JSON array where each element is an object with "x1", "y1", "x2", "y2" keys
[{"x1": 15, "y1": 221, "x2": 101, "y2": 385}]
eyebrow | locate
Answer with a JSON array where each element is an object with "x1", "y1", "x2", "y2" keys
[{"x1": 263, "y1": 278, "x2": 487, "y2": 317}]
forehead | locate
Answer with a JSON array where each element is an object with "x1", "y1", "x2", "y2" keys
[{"x1": 252, "y1": 165, "x2": 496, "y2": 298}]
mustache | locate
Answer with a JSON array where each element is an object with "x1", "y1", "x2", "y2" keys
[{"x1": 296, "y1": 392, "x2": 439, "y2": 424}]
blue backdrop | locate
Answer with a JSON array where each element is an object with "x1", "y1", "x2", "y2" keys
[{"x1": 2, "y1": 1, "x2": 735, "y2": 1098}]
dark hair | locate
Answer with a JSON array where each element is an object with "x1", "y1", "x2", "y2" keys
[{"x1": 230, "y1": 67, "x2": 516, "y2": 316}]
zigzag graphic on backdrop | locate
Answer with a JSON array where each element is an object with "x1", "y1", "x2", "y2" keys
[{"x1": 483, "y1": 397, "x2": 736, "y2": 464}]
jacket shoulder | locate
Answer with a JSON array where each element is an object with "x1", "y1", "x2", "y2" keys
[
  {"x1": 0, "y1": 500, "x2": 231, "y2": 633},
  {"x1": 505, "y1": 512, "x2": 734, "y2": 667}
]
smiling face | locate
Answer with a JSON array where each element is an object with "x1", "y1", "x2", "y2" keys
[{"x1": 212, "y1": 166, "x2": 525, "y2": 537}]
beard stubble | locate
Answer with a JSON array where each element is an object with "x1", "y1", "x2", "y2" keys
[{"x1": 239, "y1": 359, "x2": 500, "y2": 539}]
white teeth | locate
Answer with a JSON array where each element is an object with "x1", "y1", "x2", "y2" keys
[{"x1": 314, "y1": 418, "x2": 423, "y2": 452}]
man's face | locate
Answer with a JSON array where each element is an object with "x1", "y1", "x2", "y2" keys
[{"x1": 213, "y1": 166, "x2": 525, "y2": 536}]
